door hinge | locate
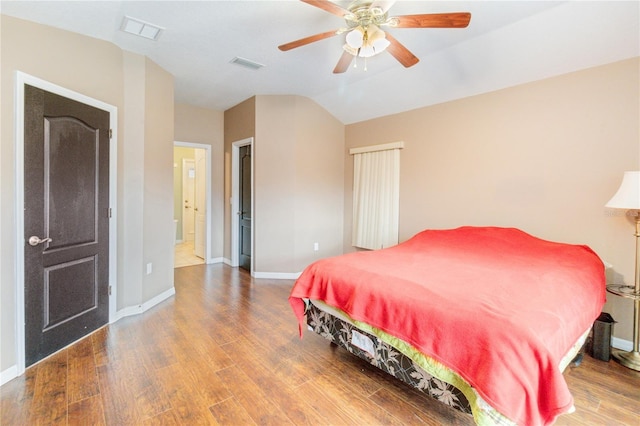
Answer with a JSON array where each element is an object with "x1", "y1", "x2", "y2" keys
[
  {"x1": 108, "y1": 286, "x2": 112, "y2": 296},
  {"x1": 109, "y1": 129, "x2": 113, "y2": 139},
  {"x1": 108, "y1": 207, "x2": 112, "y2": 218}
]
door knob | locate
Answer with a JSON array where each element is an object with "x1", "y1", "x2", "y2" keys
[{"x1": 28, "y1": 236, "x2": 52, "y2": 246}]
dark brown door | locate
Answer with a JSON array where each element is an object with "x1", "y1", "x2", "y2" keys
[
  {"x1": 239, "y1": 145, "x2": 251, "y2": 271},
  {"x1": 24, "y1": 85, "x2": 110, "y2": 367}
]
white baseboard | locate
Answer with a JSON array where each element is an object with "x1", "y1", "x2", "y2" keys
[
  {"x1": 1, "y1": 365, "x2": 18, "y2": 386},
  {"x1": 612, "y1": 337, "x2": 633, "y2": 352},
  {"x1": 113, "y1": 286, "x2": 175, "y2": 321},
  {"x1": 207, "y1": 257, "x2": 223, "y2": 264},
  {"x1": 219, "y1": 261, "x2": 301, "y2": 280},
  {"x1": 252, "y1": 271, "x2": 301, "y2": 280}
]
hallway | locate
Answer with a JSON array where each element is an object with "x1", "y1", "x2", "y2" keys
[{"x1": 174, "y1": 241, "x2": 204, "y2": 268}]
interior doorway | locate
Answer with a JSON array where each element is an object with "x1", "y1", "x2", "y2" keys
[
  {"x1": 24, "y1": 84, "x2": 111, "y2": 367},
  {"x1": 238, "y1": 144, "x2": 252, "y2": 271},
  {"x1": 173, "y1": 142, "x2": 211, "y2": 268},
  {"x1": 13, "y1": 72, "x2": 118, "y2": 377},
  {"x1": 231, "y1": 137, "x2": 254, "y2": 273}
]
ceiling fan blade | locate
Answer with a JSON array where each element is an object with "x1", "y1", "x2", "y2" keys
[
  {"x1": 333, "y1": 51, "x2": 354, "y2": 74},
  {"x1": 393, "y1": 12, "x2": 471, "y2": 28},
  {"x1": 300, "y1": 0, "x2": 351, "y2": 18},
  {"x1": 278, "y1": 30, "x2": 340, "y2": 51},
  {"x1": 384, "y1": 33, "x2": 419, "y2": 68}
]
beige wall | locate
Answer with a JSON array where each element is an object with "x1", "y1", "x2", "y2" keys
[
  {"x1": 344, "y1": 58, "x2": 640, "y2": 341},
  {"x1": 1, "y1": 16, "x2": 175, "y2": 375},
  {"x1": 255, "y1": 96, "x2": 345, "y2": 273},
  {"x1": 223, "y1": 95, "x2": 344, "y2": 274},
  {"x1": 291, "y1": 97, "x2": 344, "y2": 270},
  {"x1": 255, "y1": 96, "x2": 297, "y2": 272},
  {"x1": 174, "y1": 103, "x2": 225, "y2": 259},
  {"x1": 120, "y1": 51, "x2": 145, "y2": 308},
  {"x1": 117, "y1": 53, "x2": 175, "y2": 308},
  {"x1": 223, "y1": 97, "x2": 256, "y2": 262},
  {"x1": 142, "y1": 58, "x2": 174, "y2": 301}
]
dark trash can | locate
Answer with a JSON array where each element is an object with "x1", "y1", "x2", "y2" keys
[{"x1": 591, "y1": 312, "x2": 616, "y2": 361}]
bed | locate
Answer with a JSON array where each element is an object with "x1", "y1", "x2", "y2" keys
[{"x1": 289, "y1": 226, "x2": 606, "y2": 426}]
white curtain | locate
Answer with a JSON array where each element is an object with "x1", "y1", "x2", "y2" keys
[{"x1": 351, "y1": 143, "x2": 401, "y2": 250}]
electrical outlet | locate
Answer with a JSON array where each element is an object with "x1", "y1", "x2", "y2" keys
[
  {"x1": 146, "y1": 263, "x2": 152, "y2": 275},
  {"x1": 313, "y1": 242, "x2": 319, "y2": 251}
]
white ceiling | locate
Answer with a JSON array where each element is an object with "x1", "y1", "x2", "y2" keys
[{"x1": 1, "y1": 1, "x2": 638, "y2": 124}]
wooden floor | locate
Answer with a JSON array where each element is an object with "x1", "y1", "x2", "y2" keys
[{"x1": 1, "y1": 264, "x2": 639, "y2": 425}]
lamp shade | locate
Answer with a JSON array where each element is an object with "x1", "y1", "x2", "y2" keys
[
  {"x1": 606, "y1": 171, "x2": 640, "y2": 209},
  {"x1": 345, "y1": 26, "x2": 364, "y2": 49}
]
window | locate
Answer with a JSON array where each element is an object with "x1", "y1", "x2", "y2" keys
[{"x1": 350, "y1": 141, "x2": 403, "y2": 249}]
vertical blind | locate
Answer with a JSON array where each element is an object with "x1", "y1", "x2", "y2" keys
[{"x1": 350, "y1": 141, "x2": 403, "y2": 250}]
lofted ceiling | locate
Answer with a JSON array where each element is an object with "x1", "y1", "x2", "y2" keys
[{"x1": 1, "y1": 0, "x2": 638, "y2": 124}]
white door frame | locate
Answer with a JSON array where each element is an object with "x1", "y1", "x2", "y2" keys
[
  {"x1": 231, "y1": 138, "x2": 254, "y2": 274},
  {"x1": 174, "y1": 141, "x2": 211, "y2": 263},
  {"x1": 14, "y1": 72, "x2": 118, "y2": 376}
]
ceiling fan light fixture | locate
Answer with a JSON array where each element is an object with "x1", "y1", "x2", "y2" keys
[
  {"x1": 367, "y1": 25, "x2": 389, "y2": 52},
  {"x1": 372, "y1": 36, "x2": 390, "y2": 52},
  {"x1": 359, "y1": 44, "x2": 376, "y2": 58},
  {"x1": 345, "y1": 24, "x2": 389, "y2": 58},
  {"x1": 345, "y1": 26, "x2": 364, "y2": 49}
]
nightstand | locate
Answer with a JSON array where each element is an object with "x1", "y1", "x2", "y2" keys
[{"x1": 606, "y1": 284, "x2": 640, "y2": 370}]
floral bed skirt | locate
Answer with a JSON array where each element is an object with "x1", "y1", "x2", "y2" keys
[{"x1": 305, "y1": 300, "x2": 473, "y2": 415}]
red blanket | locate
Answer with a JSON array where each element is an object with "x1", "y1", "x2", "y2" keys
[{"x1": 289, "y1": 227, "x2": 605, "y2": 426}]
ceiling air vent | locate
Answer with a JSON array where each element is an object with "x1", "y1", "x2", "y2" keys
[
  {"x1": 230, "y1": 57, "x2": 265, "y2": 71},
  {"x1": 120, "y1": 16, "x2": 164, "y2": 41}
]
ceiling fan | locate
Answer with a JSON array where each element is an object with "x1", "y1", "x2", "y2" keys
[{"x1": 278, "y1": 0, "x2": 471, "y2": 73}]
